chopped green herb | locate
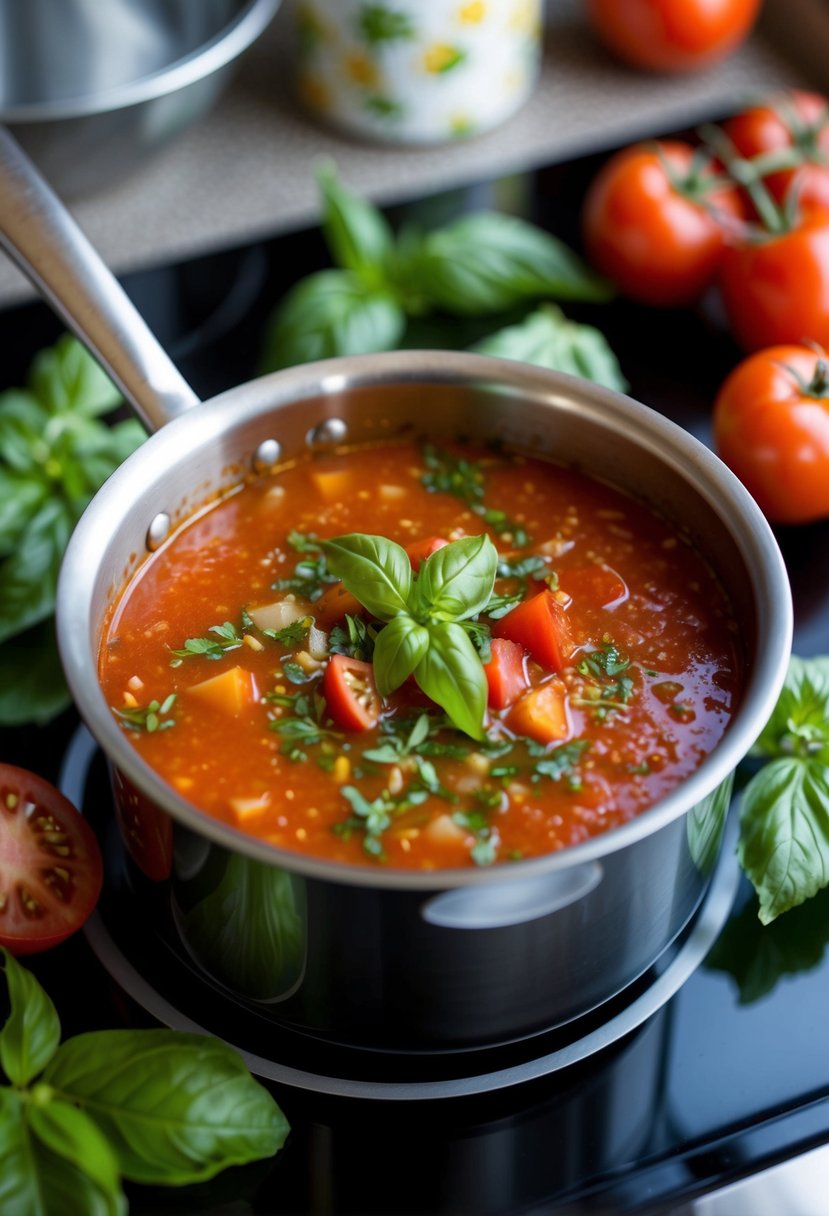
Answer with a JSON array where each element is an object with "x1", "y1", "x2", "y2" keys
[
  {"x1": 113, "y1": 694, "x2": 176, "y2": 733},
  {"x1": 329, "y1": 614, "x2": 377, "y2": 661},
  {"x1": 262, "y1": 617, "x2": 312, "y2": 646},
  {"x1": 574, "y1": 640, "x2": 635, "y2": 715},
  {"x1": 273, "y1": 534, "x2": 339, "y2": 601},
  {"x1": 170, "y1": 621, "x2": 243, "y2": 667},
  {"x1": 452, "y1": 809, "x2": 498, "y2": 866},
  {"x1": 282, "y1": 660, "x2": 318, "y2": 685},
  {"x1": 532, "y1": 740, "x2": 589, "y2": 783},
  {"x1": 420, "y1": 444, "x2": 531, "y2": 548}
]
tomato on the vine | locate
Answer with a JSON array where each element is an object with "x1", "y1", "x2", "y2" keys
[
  {"x1": 0, "y1": 764, "x2": 103, "y2": 954},
  {"x1": 713, "y1": 345, "x2": 829, "y2": 524},
  {"x1": 723, "y1": 91, "x2": 829, "y2": 214},
  {"x1": 582, "y1": 140, "x2": 743, "y2": 306},
  {"x1": 585, "y1": 0, "x2": 761, "y2": 73},
  {"x1": 719, "y1": 210, "x2": 829, "y2": 352}
]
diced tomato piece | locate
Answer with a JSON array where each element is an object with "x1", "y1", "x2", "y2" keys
[
  {"x1": 484, "y1": 638, "x2": 529, "y2": 710},
  {"x1": 187, "y1": 666, "x2": 257, "y2": 715},
  {"x1": 314, "y1": 582, "x2": 364, "y2": 627},
  {"x1": 406, "y1": 536, "x2": 449, "y2": 571},
  {"x1": 560, "y1": 565, "x2": 628, "y2": 610},
  {"x1": 323, "y1": 655, "x2": 381, "y2": 731},
  {"x1": 494, "y1": 590, "x2": 574, "y2": 673},
  {"x1": 507, "y1": 678, "x2": 571, "y2": 745}
]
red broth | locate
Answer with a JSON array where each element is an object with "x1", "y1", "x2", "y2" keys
[{"x1": 99, "y1": 440, "x2": 741, "y2": 870}]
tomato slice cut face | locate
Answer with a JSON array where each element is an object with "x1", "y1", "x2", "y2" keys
[
  {"x1": 0, "y1": 764, "x2": 103, "y2": 955},
  {"x1": 323, "y1": 655, "x2": 381, "y2": 731}
]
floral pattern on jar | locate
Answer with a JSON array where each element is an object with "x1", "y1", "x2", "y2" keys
[{"x1": 294, "y1": 0, "x2": 543, "y2": 144}]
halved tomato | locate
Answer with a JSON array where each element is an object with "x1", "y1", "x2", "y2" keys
[
  {"x1": 0, "y1": 764, "x2": 103, "y2": 955},
  {"x1": 323, "y1": 654, "x2": 381, "y2": 731}
]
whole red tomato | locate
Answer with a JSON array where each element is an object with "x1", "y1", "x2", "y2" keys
[
  {"x1": 723, "y1": 90, "x2": 829, "y2": 213},
  {"x1": 719, "y1": 211, "x2": 829, "y2": 351},
  {"x1": 586, "y1": 0, "x2": 761, "y2": 73},
  {"x1": 713, "y1": 345, "x2": 829, "y2": 524},
  {"x1": 582, "y1": 140, "x2": 743, "y2": 307}
]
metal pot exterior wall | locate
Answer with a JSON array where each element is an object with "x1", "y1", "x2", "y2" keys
[
  {"x1": 58, "y1": 353, "x2": 791, "y2": 1050},
  {"x1": 114, "y1": 769, "x2": 730, "y2": 1049}
]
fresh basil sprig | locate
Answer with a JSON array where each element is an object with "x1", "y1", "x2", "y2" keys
[
  {"x1": 0, "y1": 336, "x2": 145, "y2": 726},
  {"x1": 322, "y1": 533, "x2": 497, "y2": 739},
  {"x1": 0, "y1": 948, "x2": 288, "y2": 1213},
  {"x1": 261, "y1": 167, "x2": 614, "y2": 372},
  {"x1": 739, "y1": 656, "x2": 829, "y2": 924},
  {"x1": 472, "y1": 304, "x2": 628, "y2": 392}
]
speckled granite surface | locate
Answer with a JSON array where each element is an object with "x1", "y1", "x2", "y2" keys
[{"x1": 0, "y1": 0, "x2": 822, "y2": 305}]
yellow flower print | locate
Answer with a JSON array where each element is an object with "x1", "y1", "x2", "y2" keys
[
  {"x1": 422, "y1": 43, "x2": 466, "y2": 73},
  {"x1": 345, "y1": 52, "x2": 381, "y2": 87},
  {"x1": 458, "y1": 2, "x2": 486, "y2": 23},
  {"x1": 509, "y1": 0, "x2": 541, "y2": 35}
]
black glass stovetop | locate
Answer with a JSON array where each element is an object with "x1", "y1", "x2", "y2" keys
[{"x1": 2, "y1": 133, "x2": 829, "y2": 1215}]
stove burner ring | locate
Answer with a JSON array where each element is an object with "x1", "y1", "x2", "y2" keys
[{"x1": 61, "y1": 726, "x2": 740, "y2": 1101}]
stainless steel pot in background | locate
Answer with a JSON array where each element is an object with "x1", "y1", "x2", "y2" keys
[
  {"x1": 0, "y1": 0, "x2": 281, "y2": 196},
  {"x1": 0, "y1": 129, "x2": 793, "y2": 1050}
]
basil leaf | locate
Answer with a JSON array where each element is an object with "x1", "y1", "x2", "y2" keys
[
  {"x1": 0, "y1": 1088, "x2": 44, "y2": 1216},
  {"x1": 414, "y1": 534, "x2": 497, "y2": 622},
  {"x1": 373, "y1": 614, "x2": 429, "y2": 697},
  {"x1": 43, "y1": 1029, "x2": 289, "y2": 1185},
  {"x1": 706, "y1": 884, "x2": 829, "y2": 1004},
  {"x1": 413, "y1": 213, "x2": 613, "y2": 316},
  {"x1": 26, "y1": 1099, "x2": 125, "y2": 1213},
  {"x1": 0, "y1": 498, "x2": 73, "y2": 644},
  {"x1": 686, "y1": 772, "x2": 733, "y2": 876},
  {"x1": 0, "y1": 392, "x2": 49, "y2": 474},
  {"x1": 472, "y1": 304, "x2": 628, "y2": 392},
  {"x1": 0, "y1": 468, "x2": 48, "y2": 555},
  {"x1": 0, "y1": 947, "x2": 61, "y2": 1086},
  {"x1": 29, "y1": 335, "x2": 120, "y2": 418},
  {"x1": 322, "y1": 534, "x2": 412, "y2": 620},
  {"x1": 261, "y1": 269, "x2": 405, "y2": 371},
  {"x1": 751, "y1": 655, "x2": 829, "y2": 764},
  {"x1": 739, "y1": 757, "x2": 829, "y2": 924},
  {"x1": 0, "y1": 1089, "x2": 117, "y2": 1216},
  {"x1": 318, "y1": 164, "x2": 394, "y2": 284},
  {"x1": 0, "y1": 623, "x2": 72, "y2": 727},
  {"x1": 178, "y1": 855, "x2": 305, "y2": 1000},
  {"x1": 415, "y1": 621, "x2": 488, "y2": 740}
]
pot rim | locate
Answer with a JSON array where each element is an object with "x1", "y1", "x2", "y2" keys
[
  {"x1": 57, "y1": 350, "x2": 793, "y2": 891},
  {"x1": 0, "y1": 0, "x2": 281, "y2": 124}
]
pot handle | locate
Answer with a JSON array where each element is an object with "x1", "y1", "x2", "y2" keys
[
  {"x1": 420, "y1": 862, "x2": 603, "y2": 930},
  {"x1": 0, "y1": 126, "x2": 200, "y2": 431}
]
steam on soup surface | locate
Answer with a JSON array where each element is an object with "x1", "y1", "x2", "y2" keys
[{"x1": 99, "y1": 440, "x2": 741, "y2": 870}]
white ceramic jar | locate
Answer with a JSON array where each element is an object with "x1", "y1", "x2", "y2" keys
[{"x1": 293, "y1": 0, "x2": 543, "y2": 144}]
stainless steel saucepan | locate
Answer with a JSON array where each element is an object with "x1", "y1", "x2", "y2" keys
[{"x1": 0, "y1": 128, "x2": 792, "y2": 1051}]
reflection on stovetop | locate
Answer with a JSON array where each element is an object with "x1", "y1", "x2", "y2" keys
[{"x1": 3, "y1": 140, "x2": 829, "y2": 1215}]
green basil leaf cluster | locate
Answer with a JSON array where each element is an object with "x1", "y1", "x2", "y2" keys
[
  {"x1": 0, "y1": 336, "x2": 145, "y2": 726},
  {"x1": 738, "y1": 656, "x2": 829, "y2": 924},
  {"x1": 261, "y1": 166, "x2": 614, "y2": 372},
  {"x1": 322, "y1": 533, "x2": 497, "y2": 740},
  {"x1": 472, "y1": 304, "x2": 628, "y2": 392},
  {"x1": 0, "y1": 948, "x2": 288, "y2": 1214}
]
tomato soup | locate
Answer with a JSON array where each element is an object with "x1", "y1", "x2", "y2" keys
[{"x1": 99, "y1": 440, "x2": 741, "y2": 870}]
